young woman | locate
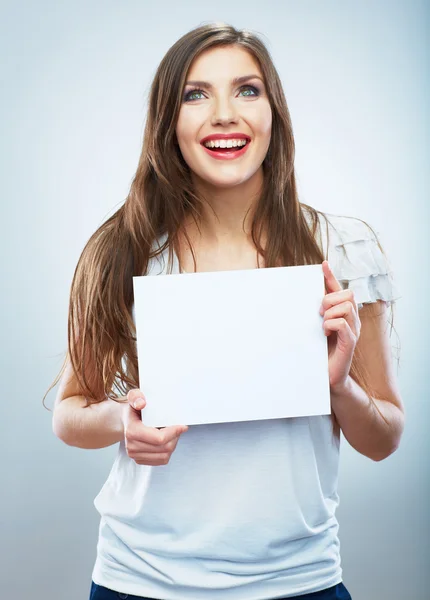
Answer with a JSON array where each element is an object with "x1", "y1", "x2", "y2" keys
[{"x1": 47, "y1": 22, "x2": 404, "y2": 600}]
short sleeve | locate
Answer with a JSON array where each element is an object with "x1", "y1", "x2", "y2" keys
[{"x1": 321, "y1": 214, "x2": 401, "y2": 310}]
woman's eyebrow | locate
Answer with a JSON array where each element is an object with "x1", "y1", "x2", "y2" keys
[{"x1": 184, "y1": 74, "x2": 264, "y2": 89}]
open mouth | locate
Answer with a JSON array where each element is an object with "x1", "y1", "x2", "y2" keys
[
  {"x1": 200, "y1": 139, "x2": 251, "y2": 160},
  {"x1": 202, "y1": 140, "x2": 250, "y2": 152}
]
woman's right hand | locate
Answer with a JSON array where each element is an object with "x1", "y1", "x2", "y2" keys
[{"x1": 122, "y1": 389, "x2": 188, "y2": 466}]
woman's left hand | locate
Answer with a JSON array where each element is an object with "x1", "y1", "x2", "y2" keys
[{"x1": 320, "y1": 260, "x2": 361, "y2": 393}]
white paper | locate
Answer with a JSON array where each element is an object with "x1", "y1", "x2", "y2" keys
[{"x1": 132, "y1": 265, "x2": 330, "y2": 427}]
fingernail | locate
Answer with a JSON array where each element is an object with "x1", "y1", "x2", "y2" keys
[{"x1": 133, "y1": 398, "x2": 145, "y2": 409}]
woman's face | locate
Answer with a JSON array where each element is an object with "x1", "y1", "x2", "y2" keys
[{"x1": 175, "y1": 45, "x2": 272, "y2": 189}]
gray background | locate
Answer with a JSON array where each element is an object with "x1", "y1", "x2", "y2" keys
[{"x1": 1, "y1": 1, "x2": 428, "y2": 599}]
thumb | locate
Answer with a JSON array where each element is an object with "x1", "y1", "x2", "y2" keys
[
  {"x1": 129, "y1": 395, "x2": 146, "y2": 411},
  {"x1": 123, "y1": 395, "x2": 146, "y2": 427},
  {"x1": 129, "y1": 395, "x2": 146, "y2": 419},
  {"x1": 126, "y1": 389, "x2": 147, "y2": 413}
]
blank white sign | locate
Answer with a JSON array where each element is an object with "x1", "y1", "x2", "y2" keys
[{"x1": 132, "y1": 265, "x2": 330, "y2": 427}]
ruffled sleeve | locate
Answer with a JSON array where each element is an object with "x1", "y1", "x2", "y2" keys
[{"x1": 320, "y1": 214, "x2": 401, "y2": 309}]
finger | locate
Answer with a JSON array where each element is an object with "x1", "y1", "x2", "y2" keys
[
  {"x1": 122, "y1": 403, "x2": 143, "y2": 431},
  {"x1": 131, "y1": 434, "x2": 181, "y2": 455},
  {"x1": 323, "y1": 301, "x2": 361, "y2": 337},
  {"x1": 139, "y1": 424, "x2": 188, "y2": 446},
  {"x1": 127, "y1": 389, "x2": 147, "y2": 410},
  {"x1": 133, "y1": 453, "x2": 171, "y2": 466},
  {"x1": 320, "y1": 289, "x2": 358, "y2": 316},
  {"x1": 322, "y1": 261, "x2": 342, "y2": 294},
  {"x1": 123, "y1": 391, "x2": 146, "y2": 432},
  {"x1": 123, "y1": 393, "x2": 146, "y2": 427},
  {"x1": 323, "y1": 317, "x2": 357, "y2": 345}
]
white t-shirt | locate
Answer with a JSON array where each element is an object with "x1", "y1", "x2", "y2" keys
[{"x1": 91, "y1": 212, "x2": 400, "y2": 599}]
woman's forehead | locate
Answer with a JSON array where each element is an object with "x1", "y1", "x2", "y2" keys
[{"x1": 186, "y1": 46, "x2": 261, "y2": 80}]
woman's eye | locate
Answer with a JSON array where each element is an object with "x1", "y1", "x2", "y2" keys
[
  {"x1": 183, "y1": 85, "x2": 260, "y2": 103},
  {"x1": 239, "y1": 85, "x2": 259, "y2": 97},
  {"x1": 184, "y1": 88, "x2": 205, "y2": 102}
]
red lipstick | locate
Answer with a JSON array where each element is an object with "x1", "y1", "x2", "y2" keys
[{"x1": 200, "y1": 133, "x2": 251, "y2": 161}]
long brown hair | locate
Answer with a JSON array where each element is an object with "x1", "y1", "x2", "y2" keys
[{"x1": 43, "y1": 22, "x2": 398, "y2": 436}]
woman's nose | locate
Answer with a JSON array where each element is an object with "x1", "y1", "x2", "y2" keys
[{"x1": 210, "y1": 99, "x2": 239, "y2": 126}]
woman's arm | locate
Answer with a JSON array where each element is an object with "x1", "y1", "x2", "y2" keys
[
  {"x1": 330, "y1": 300, "x2": 405, "y2": 461},
  {"x1": 53, "y1": 394, "x2": 125, "y2": 449},
  {"x1": 52, "y1": 355, "x2": 125, "y2": 449}
]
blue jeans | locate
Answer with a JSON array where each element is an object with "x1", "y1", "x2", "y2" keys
[{"x1": 89, "y1": 580, "x2": 352, "y2": 599}]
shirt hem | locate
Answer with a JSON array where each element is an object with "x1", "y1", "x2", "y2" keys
[{"x1": 92, "y1": 560, "x2": 343, "y2": 600}]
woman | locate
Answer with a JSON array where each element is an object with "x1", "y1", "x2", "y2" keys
[{"x1": 47, "y1": 22, "x2": 404, "y2": 600}]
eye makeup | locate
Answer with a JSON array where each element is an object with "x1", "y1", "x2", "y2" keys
[{"x1": 182, "y1": 84, "x2": 261, "y2": 103}]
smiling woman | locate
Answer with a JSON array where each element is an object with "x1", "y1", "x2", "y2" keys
[
  {"x1": 46, "y1": 21, "x2": 403, "y2": 600},
  {"x1": 175, "y1": 46, "x2": 272, "y2": 193}
]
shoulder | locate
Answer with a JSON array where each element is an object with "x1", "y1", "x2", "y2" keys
[
  {"x1": 307, "y1": 209, "x2": 401, "y2": 309},
  {"x1": 308, "y1": 210, "x2": 373, "y2": 248},
  {"x1": 302, "y1": 206, "x2": 376, "y2": 258}
]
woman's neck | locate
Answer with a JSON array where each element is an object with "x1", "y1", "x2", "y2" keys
[
  {"x1": 176, "y1": 170, "x2": 268, "y2": 273},
  {"x1": 190, "y1": 168, "x2": 264, "y2": 245}
]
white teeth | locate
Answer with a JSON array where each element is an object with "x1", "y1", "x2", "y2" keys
[{"x1": 204, "y1": 138, "x2": 248, "y2": 149}]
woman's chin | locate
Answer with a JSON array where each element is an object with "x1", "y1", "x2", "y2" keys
[{"x1": 192, "y1": 167, "x2": 259, "y2": 189}]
